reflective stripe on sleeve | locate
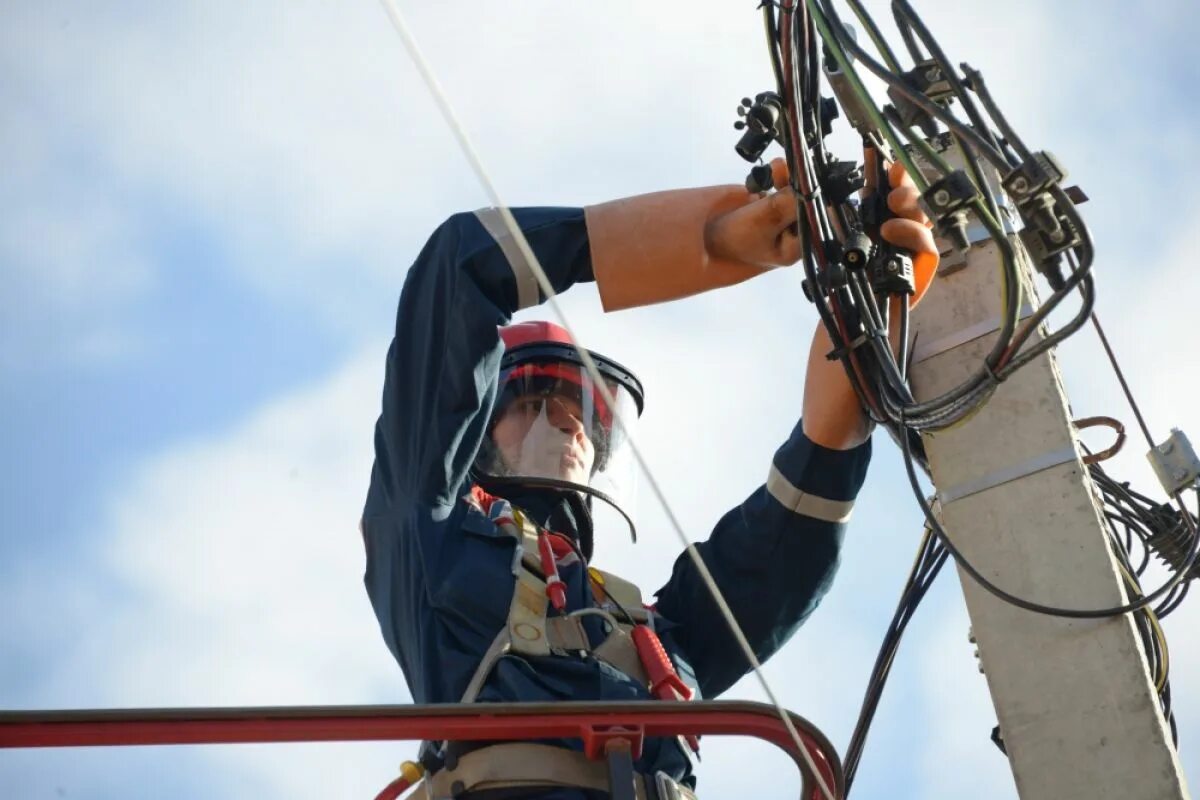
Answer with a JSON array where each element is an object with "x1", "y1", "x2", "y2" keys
[
  {"x1": 473, "y1": 207, "x2": 541, "y2": 310},
  {"x1": 766, "y1": 463, "x2": 855, "y2": 523}
]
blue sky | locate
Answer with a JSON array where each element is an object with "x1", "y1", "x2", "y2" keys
[{"x1": 2, "y1": 1, "x2": 1198, "y2": 798}]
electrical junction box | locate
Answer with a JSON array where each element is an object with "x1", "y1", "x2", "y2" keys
[{"x1": 1148, "y1": 428, "x2": 1200, "y2": 495}]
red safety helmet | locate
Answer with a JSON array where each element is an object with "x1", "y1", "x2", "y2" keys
[
  {"x1": 499, "y1": 320, "x2": 575, "y2": 351},
  {"x1": 498, "y1": 321, "x2": 644, "y2": 421},
  {"x1": 474, "y1": 321, "x2": 644, "y2": 494}
]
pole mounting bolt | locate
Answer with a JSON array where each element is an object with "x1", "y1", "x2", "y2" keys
[{"x1": 920, "y1": 169, "x2": 980, "y2": 252}]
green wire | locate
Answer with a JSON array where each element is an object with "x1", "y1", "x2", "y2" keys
[
  {"x1": 806, "y1": 0, "x2": 927, "y2": 190},
  {"x1": 844, "y1": 0, "x2": 904, "y2": 74},
  {"x1": 888, "y1": 114, "x2": 1022, "y2": 357}
]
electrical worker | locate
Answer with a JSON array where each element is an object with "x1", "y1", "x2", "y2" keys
[{"x1": 362, "y1": 158, "x2": 938, "y2": 799}]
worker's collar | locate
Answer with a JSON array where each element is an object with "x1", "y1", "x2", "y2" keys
[{"x1": 491, "y1": 483, "x2": 594, "y2": 561}]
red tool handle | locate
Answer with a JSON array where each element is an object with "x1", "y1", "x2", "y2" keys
[
  {"x1": 632, "y1": 626, "x2": 700, "y2": 752},
  {"x1": 537, "y1": 532, "x2": 567, "y2": 612},
  {"x1": 632, "y1": 626, "x2": 692, "y2": 702}
]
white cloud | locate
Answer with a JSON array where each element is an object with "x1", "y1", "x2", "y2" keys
[
  {"x1": 94, "y1": 349, "x2": 397, "y2": 707},
  {"x1": 5, "y1": 0, "x2": 1188, "y2": 348},
  {"x1": 0, "y1": 104, "x2": 154, "y2": 369},
  {"x1": 3, "y1": 351, "x2": 403, "y2": 796}
]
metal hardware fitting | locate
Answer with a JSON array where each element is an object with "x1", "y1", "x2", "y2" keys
[
  {"x1": 938, "y1": 445, "x2": 1078, "y2": 505},
  {"x1": 1148, "y1": 429, "x2": 1200, "y2": 496}
]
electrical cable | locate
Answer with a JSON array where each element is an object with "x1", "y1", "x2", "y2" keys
[
  {"x1": 561, "y1": 535, "x2": 639, "y2": 628},
  {"x1": 1089, "y1": 312, "x2": 1156, "y2": 446},
  {"x1": 842, "y1": 523, "x2": 946, "y2": 792},
  {"x1": 791, "y1": 0, "x2": 1091, "y2": 436},
  {"x1": 811, "y1": 0, "x2": 1010, "y2": 169},
  {"x1": 844, "y1": 0, "x2": 903, "y2": 74},
  {"x1": 900, "y1": 428, "x2": 1200, "y2": 619},
  {"x1": 764, "y1": 0, "x2": 1192, "y2": 778},
  {"x1": 890, "y1": 4, "x2": 927, "y2": 64},
  {"x1": 762, "y1": 0, "x2": 1098, "y2": 436},
  {"x1": 775, "y1": 0, "x2": 1174, "y2": 614},
  {"x1": 845, "y1": 449, "x2": 1193, "y2": 787},
  {"x1": 961, "y1": 62, "x2": 1031, "y2": 163},
  {"x1": 890, "y1": 0, "x2": 1004, "y2": 156}
]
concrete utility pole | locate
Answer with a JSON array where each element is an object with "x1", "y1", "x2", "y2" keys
[{"x1": 907, "y1": 138, "x2": 1191, "y2": 800}]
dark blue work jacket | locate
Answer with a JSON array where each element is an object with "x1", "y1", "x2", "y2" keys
[{"x1": 362, "y1": 208, "x2": 872, "y2": 794}]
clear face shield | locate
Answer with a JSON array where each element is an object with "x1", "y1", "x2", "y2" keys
[{"x1": 475, "y1": 349, "x2": 643, "y2": 520}]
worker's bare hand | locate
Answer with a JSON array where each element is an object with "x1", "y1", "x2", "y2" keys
[
  {"x1": 704, "y1": 158, "x2": 801, "y2": 269},
  {"x1": 862, "y1": 151, "x2": 940, "y2": 305}
]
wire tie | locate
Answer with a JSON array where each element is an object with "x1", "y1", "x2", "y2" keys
[
  {"x1": 826, "y1": 333, "x2": 870, "y2": 361},
  {"x1": 984, "y1": 361, "x2": 1003, "y2": 386}
]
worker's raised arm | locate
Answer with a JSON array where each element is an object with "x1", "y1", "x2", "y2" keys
[
  {"x1": 367, "y1": 170, "x2": 811, "y2": 514},
  {"x1": 586, "y1": 159, "x2": 800, "y2": 311},
  {"x1": 652, "y1": 158, "x2": 938, "y2": 697},
  {"x1": 365, "y1": 208, "x2": 593, "y2": 514},
  {"x1": 652, "y1": 420, "x2": 871, "y2": 699}
]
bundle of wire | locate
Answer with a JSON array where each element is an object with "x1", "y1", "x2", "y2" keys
[
  {"x1": 1092, "y1": 462, "x2": 1200, "y2": 747},
  {"x1": 751, "y1": 0, "x2": 1200, "y2": 619},
  {"x1": 742, "y1": 0, "x2": 1200, "y2": 790},
  {"x1": 1091, "y1": 464, "x2": 1199, "y2": 616},
  {"x1": 840, "y1": 467, "x2": 1197, "y2": 793},
  {"x1": 758, "y1": 0, "x2": 1095, "y2": 434},
  {"x1": 841, "y1": 520, "x2": 946, "y2": 791}
]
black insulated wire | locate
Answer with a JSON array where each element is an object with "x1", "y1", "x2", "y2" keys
[
  {"x1": 768, "y1": 2, "x2": 1184, "y2": 768},
  {"x1": 900, "y1": 429, "x2": 1200, "y2": 619}
]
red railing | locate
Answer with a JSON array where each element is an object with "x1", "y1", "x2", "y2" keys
[{"x1": 0, "y1": 700, "x2": 843, "y2": 799}]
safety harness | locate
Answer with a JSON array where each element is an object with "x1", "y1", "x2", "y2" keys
[{"x1": 417, "y1": 486, "x2": 698, "y2": 800}]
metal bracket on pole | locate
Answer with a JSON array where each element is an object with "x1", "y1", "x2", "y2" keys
[
  {"x1": 912, "y1": 303, "x2": 1034, "y2": 364},
  {"x1": 937, "y1": 446, "x2": 1078, "y2": 505}
]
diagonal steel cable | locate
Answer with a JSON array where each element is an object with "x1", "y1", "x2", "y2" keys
[{"x1": 376, "y1": 2, "x2": 838, "y2": 798}]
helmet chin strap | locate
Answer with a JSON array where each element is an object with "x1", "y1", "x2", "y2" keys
[{"x1": 472, "y1": 473, "x2": 638, "y2": 556}]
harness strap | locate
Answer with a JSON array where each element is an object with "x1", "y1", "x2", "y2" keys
[
  {"x1": 459, "y1": 631, "x2": 509, "y2": 705},
  {"x1": 424, "y1": 743, "x2": 616, "y2": 798},
  {"x1": 421, "y1": 743, "x2": 697, "y2": 800},
  {"x1": 506, "y1": 559, "x2": 553, "y2": 656},
  {"x1": 458, "y1": 488, "x2": 681, "y2": 702},
  {"x1": 442, "y1": 490, "x2": 698, "y2": 797},
  {"x1": 593, "y1": 626, "x2": 648, "y2": 685},
  {"x1": 590, "y1": 568, "x2": 653, "y2": 626}
]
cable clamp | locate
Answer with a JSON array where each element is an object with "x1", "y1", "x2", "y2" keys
[
  {"x1": 1002, "y1": 151, "x2": 1083, "y2": 271},
  {"x1": 886, "y1": 60, "x2": 954, "y2": 137},
  {"x1": 819, "y1": 159, "x2": 865, "y2": 206},
  {"x1": 1002, "y1": 151, "x2": 1065, "y2": 202},
  {"x1": 938, "y1": 445, "x2": 1078, "y2": 505},
  {"x1": 982, "y1": 361, "x2": 1003, "y2": 387},
  {"x1": 920, "y1": 170, "x2": 982, "y2": 253}
]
